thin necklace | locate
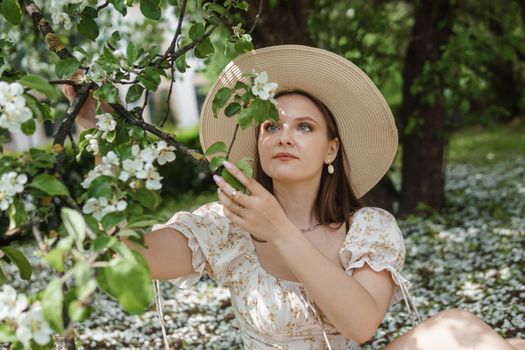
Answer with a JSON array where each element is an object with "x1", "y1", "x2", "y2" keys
[{"x1": 300, "y1": 223, "x2": 322, "y2": 233}]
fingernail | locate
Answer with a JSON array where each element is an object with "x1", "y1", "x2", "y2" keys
[
  {"x1": 213, "y1": 174, "x2": 220, "y2": 183},
  {"x1": 223, "y1": 161, "x2": 233, "y2": 169}
]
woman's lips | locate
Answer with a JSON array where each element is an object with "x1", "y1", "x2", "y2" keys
[{"x1": 274, "y1": 156, "x2": 297, "y2": 160}]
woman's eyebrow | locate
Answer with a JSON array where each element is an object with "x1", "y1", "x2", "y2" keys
[{"x1": 294, "y1": 116, "x2": 319, "y2": 124}]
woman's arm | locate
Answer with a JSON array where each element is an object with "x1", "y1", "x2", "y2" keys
[
  {"x1": 120, "y1": 228, "x2": 196, "y2": 280},
  {"x1": 272, "y1": 228, "x2": 393, "y2": 344}
]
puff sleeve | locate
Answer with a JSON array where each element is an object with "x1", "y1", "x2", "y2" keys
[
  {"x1": 339, "y1": 207, "x2": 422, "y2": 324},
  {"x1": 151, "y1": 201, "x2": 247, "y2": 288}
]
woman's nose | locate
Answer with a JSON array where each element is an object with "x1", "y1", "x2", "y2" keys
[{"x1": 278, "y1": 128, "x2": 294, "y2": 145}]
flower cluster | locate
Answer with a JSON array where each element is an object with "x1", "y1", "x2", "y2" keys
[
  {"x1": 251, "y1": 71, "x2": 278, "y2": 103},
  {"x1": 0, "y1": 171, "x2": 28, "y2": 211},
  {"x1": 82, "y1": 196, "x2": 127, "y2": 221},
  {"x1": 81, "y1": 141, "x2": 176, "y2": 191},
  {"x1": 0, "y1": 285, "x2": 53, "y2": 347},
  {"x1": 96, "y1": 113, "x2": 117, "y2": 142},
  {"x1": 0, "y1": 82, "x2": 32, "y2": 133},
  {"x1": 48, "y1": 0, "x2": 86, "y2": 30},
  {"x1": 81, "y1": 151, "x2": 120, "y2": 189}
]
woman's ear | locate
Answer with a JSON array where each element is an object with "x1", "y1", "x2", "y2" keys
[{"x1": 327, "y1": 137, "x2": 340, "y2": 160}]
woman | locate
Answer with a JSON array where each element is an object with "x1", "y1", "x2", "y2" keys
[{"x1": 65, "y1": 45, "x2": 524, "y2": 350}]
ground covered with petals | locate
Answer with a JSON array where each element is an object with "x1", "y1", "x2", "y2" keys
[{"x1": 2, "y1": 155, "x2": 524, "y2": 349}]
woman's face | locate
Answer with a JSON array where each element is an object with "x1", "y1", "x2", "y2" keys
[{"x1": 257, "y1": 93, "x2": 339, "y2": 185}]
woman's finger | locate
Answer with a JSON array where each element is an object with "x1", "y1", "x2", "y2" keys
[
  {"x1": 213, "y1": 174, "x2": 250, "y2": 208},
  {"x1": 218, "y1": 188, "x2": 245, "y2": 218},
  {"x1": 222, "y1": 161, "x2": 261, "y2": 196}
]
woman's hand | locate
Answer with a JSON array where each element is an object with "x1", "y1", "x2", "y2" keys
[
  {"x1": 62, "y1": 70, "x2": 113, "y2": 130},
  {"x1": 213, "y1": 160, "x2": 293, "y2": 244}
]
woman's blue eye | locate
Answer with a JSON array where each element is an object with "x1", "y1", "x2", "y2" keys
[
  {"x1": 298, "y1": 123, "x2": 312, "y2": 132},
  {"x1": 264, "y1": 122, "x2": 312, "y2": 132},
  {"x1": 265, "y1": 123, "x2": 278, "y2": 132}
]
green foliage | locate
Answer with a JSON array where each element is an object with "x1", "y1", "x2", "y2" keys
[
  {"x1": 1, "y1": 246, "x2": 31, "y2": 281},
  {"x1": 0, "y1": 0, "x2": 22, "y2": 25}
]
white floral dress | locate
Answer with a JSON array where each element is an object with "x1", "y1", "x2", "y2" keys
[{"x1": 151, "y1": 202, "x2": 421, "y2": 350}]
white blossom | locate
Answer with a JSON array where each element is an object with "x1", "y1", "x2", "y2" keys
[
  {"x1": 85, "y1": 134, "x2": 99, "y2": 154},
  {"x1": 155, "y1": 140, "x2": 176, "y2": 165},
  {"x1": 0, "y1": 82, "x2": 32, "y2": 133},
  {"x1": 251, "y1": 71, "x2": 278, "y2": 102},
  {"x1": 22, "y1": 194, "x2": 36, "y2": 212},
  {"x1": 96, "y1": 113, "x2": 116, "y2": 132},
  {"x1": 0, "y1": 285, "x2": 28, "y2": 321},
  {"x1": 82, "y1": 196, "x2": 127, "y2": 221},
  {"x1": 15, "y1": 303, "x2": 53, "y2": 347},
  {"x1": 0, "y1": 171, "x2": 28, "y2": 211}
]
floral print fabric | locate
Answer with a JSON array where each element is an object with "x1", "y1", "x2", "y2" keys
[{"x1": 152, "y1": 202, "x2": 421, "y2": 349}]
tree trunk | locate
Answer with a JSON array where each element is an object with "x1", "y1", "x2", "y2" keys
[
  {"x1": 246, "y1": 0, "x2": 316, "y2": 48},
  {"x1": 398, "y1": 0, "x2": 455, "y2": 217}
]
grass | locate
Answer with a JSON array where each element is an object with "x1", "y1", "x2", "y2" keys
[{"x1": 447, "y1": 122, "x2": 525, "y2": 165}]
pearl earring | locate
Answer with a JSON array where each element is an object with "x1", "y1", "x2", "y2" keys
[{"x1": 326, "y1": 160, "x2": 334, "y2": 174}]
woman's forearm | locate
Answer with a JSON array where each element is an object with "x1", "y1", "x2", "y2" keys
[{"x1": 272, "y1": 226, "x2": 383, "y2": 343}]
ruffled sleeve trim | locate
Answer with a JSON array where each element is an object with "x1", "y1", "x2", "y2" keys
[
  {"x1": 343, "y1": 258, "x2": 422, "y2": 324},
  {"x1": 339, "y1": 207, "x2": 422, "y2": 325}
]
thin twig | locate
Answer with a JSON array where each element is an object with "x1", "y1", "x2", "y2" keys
[
  {"x1": 225, "y1": 123, "x2": 240, "y2": 161},
  {"x1": 49, "y1": 80, "x2": 75, "y2": 86},
  {"x1": 248, "y1": 0, "x2": 264, "y2": 35},
  {"x1": 158, "y1": 0, "x2": 188, "y2": 65},
  {"x1": 96, "y1": 1, "x2": 110, "y2": 12},
  {"x1": 160, "y1": 67, "x2": 175, "y2": 128}
]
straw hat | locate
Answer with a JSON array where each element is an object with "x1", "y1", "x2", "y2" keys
[{"x1": 199, "y1": 45, "x2": 398, "y2": 199}]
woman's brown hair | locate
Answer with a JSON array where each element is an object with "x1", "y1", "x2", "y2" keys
[{"x1": 253, "y1": 89, "x2": 364, "y2": 234}]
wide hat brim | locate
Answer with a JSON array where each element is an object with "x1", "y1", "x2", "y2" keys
[{"x1": 199, "y1": 45, "x2": 398, "y2": 199}]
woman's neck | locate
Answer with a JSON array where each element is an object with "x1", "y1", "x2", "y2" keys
[{"x1": 272, "y1": 180, "x2": 320, "y2": 230}]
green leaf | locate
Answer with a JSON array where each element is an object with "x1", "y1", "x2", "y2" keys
[
  {"x1": 251, "y1": 98, "x2": 279, "y2": 123},
  {"x1": 97, "y1": 250, "x2": 153, "y2": 314},
  {"x1": 126, "y1": 42, "x2": 138, "y2": 65},
  {"x1": 205, "y1": 141, "x2": 227, "y2": 156},
  {"x1": 212, "y1": 87, "x2": 233, "y2": 114},
  {"x1": 234, "y1": 35, "x2": 254, "y2": 53},
  {"x1": 175, "y1": 55, "x2": 188, "y2": 73},
  {"x1": 189, "y1": 23, "x2": 205, "y2": 41},
  {"x1": 101, "y1": 211, "x2": 125, "y2": 230},
  {"x1": 221, "y1": 168, "x2": 245, "y2": 192},
  {"x1": 138, "y1": 66, "x2": 161, "y2": 91},
  {"x1": 140, "y1": 0, "x2": 161, "y2": 20},
  {"x1": 126, "y1": 84, "x2": 144, "y2": 103},
  {"x1": 86, "y1": 175, "x2": 113, "y2": 198},
  {"x1": 55, "y1": 57, "x2": 80, "y2": 78},
  {"x1": 10, "y1": 198, "x2": 28, "y2": 227},
  {"x1": 42, "y1": 279, "x2": 64, "y2": 332},
  {"x1": 236, "y1": 157, "x2": 253, "y2": 178},
  {"x1": 225, "y1": 102, "x2": 241, "y2": 117},
  {"x1": 194, "y1": 37, "x2": 214, "y2": 58},
  {"x1": 110, "y1": 0, "x2": 128, "y2": 15},
  {"x1": 93, "y1": 83, "x2": 118, "y2": 103},
  {"x1": 0, "y1": 266, "x2": 7, "y2": 285},
  {"x1": 234, "y1": 81, "x2": 249, "y2": 91},
  {"x1": 44, "y1": 247, "x2": 65, "y2": 272},
  {"x1": 129, "y1": 188, "x2": 160, "y2": 209},
  {"x1": 2, "y1": 246, "x2": 32, "y2": 281},
  {"x1": 91, "y1": 234, "x2": 117, "y2": 252},
  {"x1": 210, "y1": 156, "x2": 226, "y2": 171},
  {"x1": 1, "y1": 0, "x2": 22, "y2": 25},
  {"x1": 0, "y1": 324, "x2": 18, "y2": 343},
  {"x1": 19, "y1": 75, "x2": 58, "y2": 102},
  {"x1": 203, "y1": 3, "x2": 225, "y2": 15},
  {"x1": 29, "y1": 174, "x2": 70, "y2": 197},
  {"x1": 20, "y1": 118, "x2": 36, "y2": 136},
  {"x1": 61, "y1": 208, "x2": 86, "y2": 242},
  {"x1": 78, "y1": 17, "x2": 100, "y2": 41},
  {"x1": 237, "y1": 107, "x2": 254, "y2": 129}
]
